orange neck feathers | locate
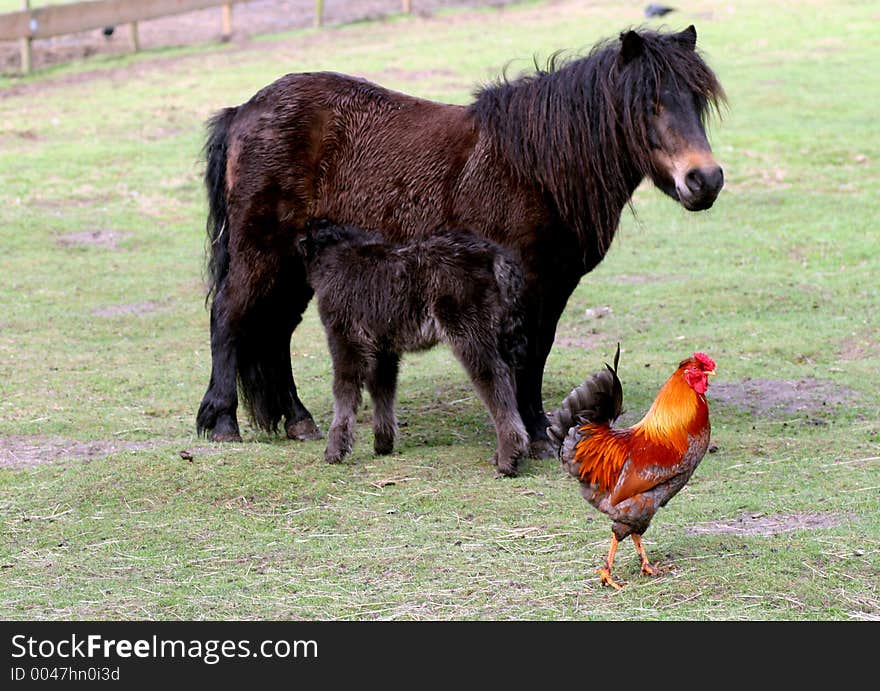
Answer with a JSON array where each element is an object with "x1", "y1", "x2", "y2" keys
[
  {"x1": 575, "y1": 366, "x2": 709, "y2": 490},
  {"x1": 635, "y1": 367, "x2": 709, "y2": 443}
]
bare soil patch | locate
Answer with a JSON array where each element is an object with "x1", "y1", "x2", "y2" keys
[
  {"x1": 56, "y1": 229, "x2": 128, "y2": 250},
  {"x1": 0, "y1": 435, "x2": 158, "y2": 469},
  {"x1": 0, "y1": 436, "x2": 227, "y2": 470},
  {"x1": 709, "y1": 377, "x2": 855, "y2": 417},
  {"x1": 838, "y1": 329, "x2": 880, "y2": 361},
  {"x1": 91, "y1": 300, "x2": 160, "y2": 317},
  {"x1": 687, "y1": 512, "x2": 845, "y2": 536},
  {"x1": 553, "y1": 335, "x2": 602, "y2": 350}
]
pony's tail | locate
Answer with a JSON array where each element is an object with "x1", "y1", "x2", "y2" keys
[{"x1": 204, "y1": 107, "x2": 238, "y2": 304}]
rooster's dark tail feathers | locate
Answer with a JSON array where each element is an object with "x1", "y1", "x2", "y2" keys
[{"x1": 546, "y1": 344, "x2": 623, "y2": 454}]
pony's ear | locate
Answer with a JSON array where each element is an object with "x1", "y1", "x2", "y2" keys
[
  {"x1": 619, "y1": 30, "x2": 644, "y2": 64},
  {"x1": 674, "y1": 25, "x2": 698, "y2": 51}
]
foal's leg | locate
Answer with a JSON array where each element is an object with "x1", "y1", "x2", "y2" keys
[
  {"x1": 324, "y1": 336, "x2": 367, "y2": 464},
  {"x1": 366, "y1": 350, "x2": 400, "y2": 456},
  {"x1": 453, "y1": 341, "x2": 529, "y2": 477}
]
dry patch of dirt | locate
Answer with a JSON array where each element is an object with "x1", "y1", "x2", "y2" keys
[
  {"x1": 91, "y1": 301, "x2": 160, "y2": 318},
  {"x1": 554, "y1": 335, "x2": 602, "y2": 350},
  {"x1": 687, "y1": 512, "x2": 845, "y2": 536},
  {"x1": 0, "y1": 436, "x2": 225, "y2": 470},
  {"x1": 56, "y1": 229, "x2": 128, "y2": 250},
  {"x1": 709, "y1": 377, "x2": 854, "y2": 417},
  {"x1": 838, "y1": 329, "x2": 880, "y2": 361},
  {"x1": 0, "y1": 435, "x2": 158, "y2": 469}
]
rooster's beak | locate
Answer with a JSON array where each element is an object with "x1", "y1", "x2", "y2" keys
[{"x1": 707, "y1": 370, "x2": 716, "y2": 376}]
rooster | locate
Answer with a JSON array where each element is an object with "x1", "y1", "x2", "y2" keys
[{"x1": 548, "y1": 345, "x2": 715, "y2": 589}]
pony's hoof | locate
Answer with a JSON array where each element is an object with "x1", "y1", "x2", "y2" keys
[
  {"x1": 529, "y1": 438, "x2": 556, "y2": 460},
  {"x1": 209, "y1": 428, "x2": 242, "y2": 443},
  {"x1": 287, "y1": 417, "x2": 323, "y2": 441}
]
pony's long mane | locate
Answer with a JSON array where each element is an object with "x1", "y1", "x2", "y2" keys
[{"x1": 469, "y1": 28, "x2": 725, "y2": 267}]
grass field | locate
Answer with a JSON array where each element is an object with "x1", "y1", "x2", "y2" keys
[{"x1": 0, "y1": 0, "x2": 877, "y2": 620}]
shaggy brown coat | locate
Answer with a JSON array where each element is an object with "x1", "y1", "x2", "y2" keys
[{"x1": 299, "y1": 221, "x2": 529, "y2": 476}]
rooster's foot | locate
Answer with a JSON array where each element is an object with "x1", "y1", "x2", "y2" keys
[
  {"x1": 640, "y1": 562, "x2": 664, "y2": 577},
  {"x1": 597, "y1": 567, "x2": 623, "y2": 590}
]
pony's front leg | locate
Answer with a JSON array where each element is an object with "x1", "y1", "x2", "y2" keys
[
  {"x1": 515, "y1": 315, "x2": 554, "y2": 460},
  {"x1": 517, "y1": 266, "x2": 582, "y2": 459},
  {"x1": 196, "y1": 288, "x2": 242, "y2": 442},
  {"x1": 281, "y1": 260, "x2": 323, "y2": 441}
]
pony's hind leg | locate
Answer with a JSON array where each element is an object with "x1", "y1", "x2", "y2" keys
[
  {"x1": 197, "y1": 288, "x2": 242, "y2": 442},
  {"x1": 324, "y1": 335, "x2": 366, "y2": 464},
  {"x1": 366, "y1": 350, "x2": 400, "y2": 455},
  {"x1": 213, "y1": 217, "x2": 320, "y2": 441}
]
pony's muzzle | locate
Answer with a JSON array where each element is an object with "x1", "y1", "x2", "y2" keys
[{"x1": 680, "y1": 164, "x2": 724, "y2": 210}]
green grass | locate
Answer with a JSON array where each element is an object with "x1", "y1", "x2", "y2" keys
[{"x1": 0, "y1": 0, "x2": 877, "y2": 620}]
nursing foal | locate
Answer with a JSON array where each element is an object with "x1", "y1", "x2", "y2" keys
[{"x1": 299, "y1": 221, "x2": 529, "y2": 476}]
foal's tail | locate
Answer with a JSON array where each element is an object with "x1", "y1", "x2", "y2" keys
[{"x1": 203, "y1": 107, "x2": 238, "y2": 304}]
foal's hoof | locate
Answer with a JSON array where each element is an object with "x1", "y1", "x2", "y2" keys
[
  {"x1": 324, "y1": 450, "x2": 347, "y2": 464},
  {"x1": 494, "y1": 462, "x2": 519, "y2": 478},
  {"x1": 529, "y1": 438, "x2": 557, "y2": 460},
  {"x1": 491, "y1": 451, "x2": 520, "y2": 478},
  {"x1": 374, "y1": 438, "x2": 395, "y2": 456},
  {"x1": 286, "y1": 417, "x2": 323, "y2": 441}
]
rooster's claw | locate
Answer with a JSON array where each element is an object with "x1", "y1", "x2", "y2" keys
[
  {"x1": 641, "y1": 562, "x2": 664, "y2": 577},
  {"x1": 597, "y1": 567, "x2": 623, "y2": 590}
]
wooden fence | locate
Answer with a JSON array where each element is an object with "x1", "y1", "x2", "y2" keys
[{"x1": 0, "y1": 0, "x2": 415, "y2": 74}]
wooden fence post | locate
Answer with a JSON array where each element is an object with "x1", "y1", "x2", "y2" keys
[
  {"x1": 314, "y1": 0, "x2": 324, "y2": 28},
  {"x1": 129, "y1": 21, "x2": 139, "y2": 52},
  {"x1": 221, "y1": 3, "x2": 233, "y2": 40},
  {"x1": 402, "y1": 0, "x2": 412, "y2": 13},
  {"x1": 19, "y1": 0, "x2": 32, "y2": 74}
]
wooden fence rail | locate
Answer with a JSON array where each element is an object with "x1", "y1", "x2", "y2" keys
[{"x1": 1, "y1": 0, "x2": 414, "y2": 74}]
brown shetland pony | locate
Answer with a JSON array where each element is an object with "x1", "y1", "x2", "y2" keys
[{"x1": 195, "y1": 25, "x2": 725, "y2": 456}]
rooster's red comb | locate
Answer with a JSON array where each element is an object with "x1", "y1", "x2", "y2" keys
[{"x1": 693, "y1": 352, "x2": 716, "y2": 371}]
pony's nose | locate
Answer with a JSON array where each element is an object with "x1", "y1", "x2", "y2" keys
[{"x1": 685, "y1": 166, "x2": 724, "y2": 195}]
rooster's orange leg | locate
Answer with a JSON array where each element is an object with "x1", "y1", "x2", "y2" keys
[
  {"x1": 597, "y1": 535, "x2": 623, "y2": 589},
  {"x1": 632, "y1": 534, "x2": 662, "y2": 576}
]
